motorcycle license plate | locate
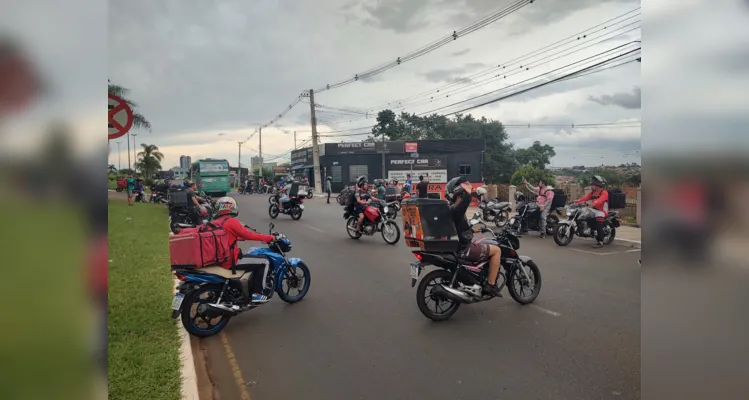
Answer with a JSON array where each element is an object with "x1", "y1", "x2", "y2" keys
[
  {"x1": 299, "y1": 205, "x2": 305, "y2": 210},
  {"x1": 171, "y1": 293, "x2": 184, "y2": 310},
  {"x1": 410, "y1": 263, "x2": 421, "y2": 279}
]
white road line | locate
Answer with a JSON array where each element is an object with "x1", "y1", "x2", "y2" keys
[
  {"x1": 531, "y1": 305, "x2": 561, "y2": 317},
  {"x1": 623, "y1": 249, "x2": 641, "y2": 253},
  {"x1": 304, "y1": 224, "x2": 325, "y2": 233},
  {"x1": 569, "y1": 248, "x2": 615, "y2": 256}
]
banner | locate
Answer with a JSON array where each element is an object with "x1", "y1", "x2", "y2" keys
[
  {"x1": 405, "y1": 142, "x2": 418, "y2": 152},
  {"x1": 388, "y1": 170, "x2": 447, "y2": 183},
  {"x1": 387, "y1": 155, "x2": 446, "y2": 170},
  {"x1": 290, "y1": 148, "x2": 312, "y2": 168},
  {"x1": 324, "y1": 141, "x2": 404, "y2": 155}
]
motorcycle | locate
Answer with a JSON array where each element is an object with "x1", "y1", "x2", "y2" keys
[
  {"x1": 169, "y1": 193, "x2": 216, "y2": 233},
  {"x1": 269, "y1": 196, "x2": 305, "y2": 220},
  {"x1": 170, "y1": 222, "x2": 311, "y2": 337},
  {"x1": 475, "y1": 197, "x2": 512, "y2": 227},
  {"x1": 553, "y1": 203, "x2": 620, "y2": 246},
  {"x1": 384, "y1": 200, "x2": 400, "y2": 219},
  {"x1": 134, "y1": 190, "x2": 148, "y2": 203},
  {"x1": 268, "y1": 193, "x2": 280, "y2": 205},
  {"x1": 507, "y1": 192, "x2": 561, "y2": 236},
  {"x1": 344, "y1": 201, "x2": 400, "y2": 245},
  {"x1": 409, "y1": 220, "x2": 541, "y2": 321},
  {"x1": 306, "y1": 188, "x2": 314, "y2": 199}
]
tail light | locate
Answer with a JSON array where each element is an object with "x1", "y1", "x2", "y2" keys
[
  {"x1": 413, "y1": 252, "x2": 423, "y2": 262},
  {"x1": 176, "y1": 274, "x2": 186, "y2": 281}
]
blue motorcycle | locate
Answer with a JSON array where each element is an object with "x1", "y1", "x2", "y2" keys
[{"x1": 170, "y1": 222, "x2": 311, "y2": 337}]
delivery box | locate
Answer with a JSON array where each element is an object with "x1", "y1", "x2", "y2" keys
[{"x1": 401, "y1": 198, "x2": 460, "y2": 252}]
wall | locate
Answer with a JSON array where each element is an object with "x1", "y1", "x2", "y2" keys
[
  {"x1": 446, "y1": 151, "x2": 483, "y2": 182},
  {"x1": 320, "y1": 154, "x2": 383, "y2": 193}
]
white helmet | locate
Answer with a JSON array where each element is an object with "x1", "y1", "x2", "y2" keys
[
  {"x1": 476, "y1": 186, "x2": 487, "y2": 196},
  {"x1": 216, "y1": 196, "x2": 238, "y2": 216}
]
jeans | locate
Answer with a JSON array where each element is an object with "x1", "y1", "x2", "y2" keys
[
  {"x1": 539, "y1": 206, "x2": 550, "y2": 233},
  {"x1": 326, "y1": 190, "x2": 331, "y2": 203}
]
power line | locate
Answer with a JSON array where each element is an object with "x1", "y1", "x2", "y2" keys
[{"x1": 312, "y1": 0, "x2": 534, "y2": 93}]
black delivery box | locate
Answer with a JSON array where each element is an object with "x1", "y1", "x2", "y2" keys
[
  {"x1": 401, "y1": 198, "x2": 460, "y2": 252},
  {"x1": 168, "y1": 188, "x2": 188, "y2": 207}
]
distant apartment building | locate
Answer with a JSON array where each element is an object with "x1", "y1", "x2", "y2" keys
[
  {"x1": 179, "y1": 155, "x2": 192, "y2": 169},
  {"x1": 250, "y1": 156, "x2": 264, "y2": 171},
  {"x1": 171, "y1": 167, "x2": 189, "y2": 180}
]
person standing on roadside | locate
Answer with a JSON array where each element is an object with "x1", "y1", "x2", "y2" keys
[
  {"x1": 126, "y1": 174, "x2": 135, "y2": 205},
  {"x1": 325, "y1": 176, "x2": 332, "y2": 204},
  {"x1": 417, "y1": 175, "x2": 429, "y2": 198}
]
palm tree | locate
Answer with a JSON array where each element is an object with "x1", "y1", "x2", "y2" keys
[
  {"x1": 108, "y1": 80, "x2": 151, "y2": 131},
  {"x1": 108, "y1": 164, "x2": 117, "y2": 174},
  {"x1": 136, "y1": 143, "x2": 164, "y2": 179}
]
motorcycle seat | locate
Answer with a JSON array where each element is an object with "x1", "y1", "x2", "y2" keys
[
  {"x1": 194, "y1": 266, "x2": 240, "y2": 279},
  {"x1": 492, "y1": 201, "x2": 510, "y2": 209}
]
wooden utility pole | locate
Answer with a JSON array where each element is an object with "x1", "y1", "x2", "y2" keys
[
  {"x1": 258, "y1": 127, "x2": 262, "y2": 164},
  {"x1": 294, "y1": 131, "x2": 297, "y2": 149},
  {"x1": 308, "y1": 89, "x2": 322, "y2": 194},
  {"x1": 237, "y1": 141, "x2": 245, "y2": 188}
]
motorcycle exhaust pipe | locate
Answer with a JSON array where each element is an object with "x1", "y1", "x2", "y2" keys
[
  {"x1": 433, "y1": 284, "x2": 471, "y2": 303},
  {"x1": 206, "y1": 303, "x2": 239, "y2": 317}
]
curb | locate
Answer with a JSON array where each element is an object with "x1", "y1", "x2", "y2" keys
[
  {"x1": 174, "y1": 278, "x2": 200, "y2": 400},
  {"x1": 614, "y1": 237, "x2": 641, "y2": 247}
]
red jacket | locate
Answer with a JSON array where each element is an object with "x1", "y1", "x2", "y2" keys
[
  {"x1": 574, "y1": 189, "x2": 609, "y2": 216},
  {"x1": 212, "y1": 215, "x2": 275, "y2": 269}
]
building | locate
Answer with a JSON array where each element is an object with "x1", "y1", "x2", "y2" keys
[
  {"x1": 171, "y1": 167, "x2": 189, "y2": 180},
  {"x1": 291, "y1": 139, "x2": 486, "y2": 195},
  {"x1": 179, "y1": 155, "x2": 192, "y2": 169},
  {"x1": 263, "y1": 162, "x2": 278, "y2": 169},
  {"x1": 250, "y1": 156, "x2": 263, "y2": 172},
  {"x1": 154, "y1": 170, "x2": 175, "y2": 180}
]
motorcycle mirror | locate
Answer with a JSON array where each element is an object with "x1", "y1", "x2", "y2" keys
[{"x1": 269, "y1": 222, "x2": 274, "y2": 232}]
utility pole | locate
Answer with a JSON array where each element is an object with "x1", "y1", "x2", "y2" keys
[
  {"x1": 126, "y1": 131, "x2": 131, "y2": 171},
  {"x1": 132, "y1": 133, "x2": 139, "y2": 171},
  {"x1": 381, "y1": 129, "x2": 386, "y2": 181},
  {"x1": 294, "y1": 131, "x2": 297, "y2": 149},
  {"x1": 116, "y1": 141, "x2": 122, "y2": 171},
  {"x1": 308, "y1": 89, "x2": 322, "y2": 194},
  {"x1": 258, "y1": 127, "x2": 262, "y2": 163},
  {"x1": 237, "y1": 140, "x2": 245, "y2": 189}
]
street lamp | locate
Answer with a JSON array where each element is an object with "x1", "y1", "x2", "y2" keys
[
  {"x1": 116, "y1": 141, "x2": 122, "y2": 170},
  {"x1": 132, "y1": 133, "x2": 139, "y2": 171}
]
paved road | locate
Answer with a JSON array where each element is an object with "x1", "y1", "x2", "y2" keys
[{"x1": 201, "y1": 193, "x2": 641, "y2": 400}]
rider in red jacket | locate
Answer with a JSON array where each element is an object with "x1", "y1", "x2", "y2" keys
[
  {"x1": 573, "y1": 175, "x2": 609, "y2": 248},
  {"x1": 214, "y1": 197, "x2": 276, "y2": 303}
]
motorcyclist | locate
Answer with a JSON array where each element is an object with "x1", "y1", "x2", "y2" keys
[
  {"x1": 446, "y1": 176, "x2": 503, "y2": 297},
  {"x1": 277, "y1": 182, "x2": 293, "y2": 211},
  {"x1": 573, "y1": 175, "x2": 609, "y2": 248},
  {"x1": 184, "y1": 180, "x2": 205, "y2": 225},
  {"x1": 212, "y1": 197, "x2": 277, "y2": 304},
  {"x1": 133, "y1": 178, "x2": 145, "y2": 202},
  {"x1": 353, "y1": 176, "x2": 371, "y2": 233},
  {"x1": 523, "y1": 178, "x2": 555, "y2": 238},
  {"x1": 375, "y1": 179, "x2": 386, "y2": 201}
]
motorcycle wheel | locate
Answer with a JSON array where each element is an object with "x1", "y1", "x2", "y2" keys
[
  {"x1": 276, "y1": 262, "x2": 311, "y2": 303},
  {"x1": 506, "y1": 260, "x2": 542, "y2": 305},
  {"x1": 546, "y1": 214, "x2": 560, "y2": 236},
  {"x1": 495, "y1": 211, "x2": 510, "y2": 228},
  {"x1": 346, "y1": 217, "x2": 362, "y2": 239},
  {"x1": 307, "y1": 191, "x2": 313, "y2": 199},
  {"x1": 180, "y1": 285, "x2": 231, "y2": 338},
  {"x1": 115, "y1": 188, "x2": 123, "y2": 192},
  {"x1": 268, "y1": 204, "x2": 279, "y2": 219},
  {"x1": 416, "y1": 269, "x2": 461, "y2": 321},
  {"x1": 553, "y1": 224, "x2": 574, "y2": 246},
  {"x1": 603, "y1": 225, "x2": 616, "y2": 245},
  {"x1": 381, "y1": 221, "x2": 400, "y2": 245},
  {"x1": 268, "y1": 195, "x2": 276, "y2": 205},
  {"x1": 290, "y1": 207, "x2": 303, "y2": 220}
]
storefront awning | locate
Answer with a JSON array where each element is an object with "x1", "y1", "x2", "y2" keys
[{"x1": 291, "y1": 165, "x2": 312, "y2": 170}]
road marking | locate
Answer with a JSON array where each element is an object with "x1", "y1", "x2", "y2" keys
[
  {"x1": 220, "y1": 331, "x2": 252, "y2": 400},
  {"x1": 304, "y1": 224, "x2": 324, "y2": 233},
  {"x1": 623, "y1": 249, "x2": 641, "y2": 253},
  {"x1": 531, "y1": 305, "x2": 561, "y2": 317}
]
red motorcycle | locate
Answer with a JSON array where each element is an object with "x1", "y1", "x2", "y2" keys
[{"x1": 344, "y1": 202, "x2": 400, "y2": 245}]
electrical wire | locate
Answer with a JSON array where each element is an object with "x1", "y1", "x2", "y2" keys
[{"x1": 312, "y1": 0, "x2": 533, "y2": 93}]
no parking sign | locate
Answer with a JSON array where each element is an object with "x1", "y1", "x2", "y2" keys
[{"x1": 108, "y1": 93, "x2": 133, "y2": 140}]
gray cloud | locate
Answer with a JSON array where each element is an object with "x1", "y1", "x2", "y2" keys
[
  {"x1": 360, "y1": 0, "x2": 431, "y2": 33},
  {"x1": 421, "y1": 62, "x2": 486, "y2": 83},
  {"x1": 451, "y1": 48, "x2": 471, "y2": 57},
  {"x1": 588, "y1": 86, "x2": 641, "y2": 109}
]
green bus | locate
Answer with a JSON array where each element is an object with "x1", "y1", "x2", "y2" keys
[{"x1": 189, "y1": 158, "x2": 231, "y2": 196}]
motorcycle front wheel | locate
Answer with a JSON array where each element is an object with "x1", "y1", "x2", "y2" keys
[
  {"x1": 553, "y1": 224, "x2": 574, "y2": 246},
  {"x1": 268, "y1": 195, "x2": 277, "y2": 204},
  {"x1": 268, "y1": 204, "x2": 279, "y2": 219},
  {"x1": 506, "y1": 260, "x2": 542, "y2": 305},
  {"x1": 603, "y1": 225, "x2": 616, "y2": 245},
  {"x1": 416, "y1": 269, "x2": 461, "y2": 321},
  {"x1": 276, "y1": 262, "x2": 311, "y2": 303},
  {"x1": 495, "y1": 211, "x2": 510, "y2": 227},
  {"x1": 381, "y1": 221, "x2": 400, "y2": 245}
]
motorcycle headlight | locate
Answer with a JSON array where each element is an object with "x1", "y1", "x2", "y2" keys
[{"x1": 384, "y1": 206, "x2": 390, "y2": 213}]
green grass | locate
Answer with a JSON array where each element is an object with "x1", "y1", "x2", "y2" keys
[{"x1": 108, "y1": 200, "x2": 181, "y2": 400}]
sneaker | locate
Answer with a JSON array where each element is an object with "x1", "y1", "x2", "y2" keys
[
  {"x1": 592, "y1": 241, "x2": 604, "y2": 249},
  {"x1": 251, "y1": 293, "x2": 270, "y2": 304},
  {"x1": 539, "y1": 233, "x2": 546, "y2": 238},
  {"x1": 482, "y1": 283, "x2": 503, "y2": 298}
]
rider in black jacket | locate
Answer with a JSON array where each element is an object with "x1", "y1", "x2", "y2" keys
[{"x1": 446, "y1": 176, "x2": 503, "y2": 297}]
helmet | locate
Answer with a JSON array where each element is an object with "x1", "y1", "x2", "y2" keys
[
  {"x1": 216, "y1": 197, "x2": 239, "y2": 216},
  {"x1": 591, "y1": 175, "x2": 606, "y2": 187},
  {"x1": 356, "y1": 176, "x2": 367, "y2": 188},
  {"x1": 183, "y1": 179, "x2": 194, "y2": 187},
  {"x1": 445, "y1": 176, "x2": 468, "y2": 203},
  {"x1": 327, "y1": 176, "x2": 332, "y2": 180},
  {"x1": 476, "y1": 186, "x2": 487, "y2": 196}
]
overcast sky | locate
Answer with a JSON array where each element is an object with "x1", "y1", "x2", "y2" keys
[{"x1": 108, "y1": 0, "x2": 642, "y2": 170}]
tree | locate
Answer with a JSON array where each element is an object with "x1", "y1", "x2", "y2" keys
[
  {"x1": 108, "y1": 164, "x2": 117, "y2": 173},
  {"x1": 135, "y1": 143, "x2": 164, "y2": 179},
  {"x1": 108, "y1": 80, "x2": 151, "y2": 131},
  {"x1": 510, "y1": 165, "x2": 556, "y2": 187},
  {"x1": 514, "y1": 141, "x2": 556, "y2": 170},
  {"x1": 254, "y1": 167, "x2": 274, "y2": 180}
]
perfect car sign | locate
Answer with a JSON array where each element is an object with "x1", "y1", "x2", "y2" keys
[{"x1": 108, "y1": 93, "x2": 134, "y2": 140}]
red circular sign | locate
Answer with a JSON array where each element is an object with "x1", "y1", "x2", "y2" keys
[{"x1": 108, "y1": 93, "x2": 134, "y2": 140}]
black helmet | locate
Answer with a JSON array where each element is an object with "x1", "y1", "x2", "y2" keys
[
  {"x1": 591, "y1": 175, "x2": 606, "y2": 187},
  {"x1": 183, "y1": 179, "x2": 194, "y2": 187},
  {"x1": 356, "y1": 176, "x2": 367, "y2": 188},
  {"x1": 445, "y1": 176, "x2": 468, "y2": 203}
]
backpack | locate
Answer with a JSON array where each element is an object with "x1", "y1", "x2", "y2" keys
[
  {"x1": 549, "y1": 188, "x2": 567, "y2": 209},
  {"x1": 608, "y1": 188, "x2": 627, "y2": 209},
  {"x1": 344, "y1": 189, "x2": 356, "y2": 210},
  {"x1": 169, "y1": 218, "x2": 236, "y2": 271}
]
